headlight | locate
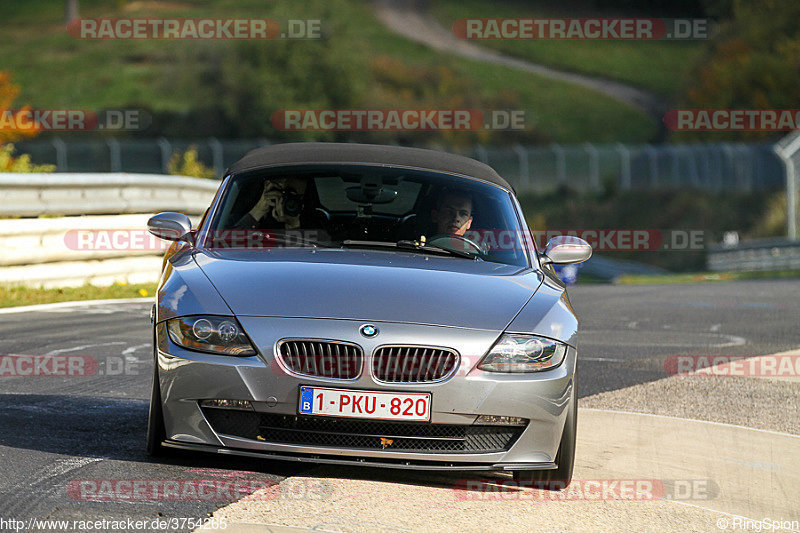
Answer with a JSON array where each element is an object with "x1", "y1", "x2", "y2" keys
[
  {"x1": 478, "y1": 334, "x2": 567, "y2": 373},
  {"x1": 166, "y1": 315, "x2": 256, "y2": 356}
]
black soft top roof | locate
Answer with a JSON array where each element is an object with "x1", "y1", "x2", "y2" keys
[{"x1": 226, "y1": 142, "x2": 514, "y2": 192}]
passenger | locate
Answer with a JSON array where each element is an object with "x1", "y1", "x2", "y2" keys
[{"x1": 233, "y1": 177, "x2": 308, "y2": 230}]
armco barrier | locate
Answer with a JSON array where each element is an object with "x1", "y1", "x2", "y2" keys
[
  {"x1": 0, "y1": 214, "x2": 164, "y2": 266},
  {"x1": 707, "y1": 238, "x2": 800, "y2": 272},
  {"x1": 0, "y1": 173, "x2": 220, "y2": 217},
  {"x1": 0, "y1": 173, "x2": 215, "y2": 287},
  {"x1": 0, "y1": 256, "x2": 165, "y2": 289},
  {"x1": 0, "y1": 213, "x2": 202, "y2": 287}
]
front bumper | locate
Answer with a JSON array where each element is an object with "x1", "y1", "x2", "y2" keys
[{"x1": 156, "y1": 316, "x2": 576, "y2": 471}]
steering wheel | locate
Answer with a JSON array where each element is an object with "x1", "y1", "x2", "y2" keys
[{"x1": 428, "y1": 234, "x2": 485, "y2": 255}]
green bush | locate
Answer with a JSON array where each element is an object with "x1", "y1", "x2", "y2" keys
[
  {"x1": 168, "y1": 147, "x2": 215, "y2": 179},
  {"x1": 0, "y1": 143, "x2": 55, "y2": 172}
]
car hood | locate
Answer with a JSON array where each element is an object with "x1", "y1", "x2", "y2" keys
[{"x1": 192, "y1": 248, "x2": 543, "y2": 331}]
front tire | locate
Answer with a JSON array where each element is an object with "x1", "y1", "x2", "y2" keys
[
  {"x1": 146, "y1": 356, "x2": 169, "y2": 457},
  {"x1": 514, "y1": 376, "x2": 577, "y2": 490}
]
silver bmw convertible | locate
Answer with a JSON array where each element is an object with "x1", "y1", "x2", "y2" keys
[{"x1": 146, "y1": 142, "x2": 591, "y2": 488}]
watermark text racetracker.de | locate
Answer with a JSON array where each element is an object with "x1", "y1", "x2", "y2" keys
[
  {"x1": 665, "y1": 109, "x2": 800, "y2": 131},
  {"x1": 62, "y1": 228, "x2": 706, "y2": 252},
  {"x1": 453, "y1": 478, "x2": 718, "y2": 502},
  {"x1": 69, "y1": 476, "x2": 331, "y2": 502},
  {"x1": 453, "y1": 18, "x2": 713, "y2": 40},
  {"x1": 271, "y1": 109, "x2": 527, "y2": 131},
  {"x1": 0, "y1": 109, "x2": 148, "y2": 132},
  {"x1": 528, "y1": 229, "x2": 704, "y2": 252},
  {"x1": 0, "y1": 354, "x2": 139, "y2": 377},
  {"x1": 665, "y1": 355, "x2": 800, "y2": 378},
  {"x1": 68, "y1": 18, "x2": 322, "y2": 40}
]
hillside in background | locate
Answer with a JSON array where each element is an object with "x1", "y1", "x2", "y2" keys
[
  {"x1": 4, "y1": 1, "x2": 798, "y2": 146},
  {"x1": 430, "y1": 0, "x2": 705, "y2": 97},
  {"x1": 0, "y1": 0, "x2": 656, "y2": 145}
]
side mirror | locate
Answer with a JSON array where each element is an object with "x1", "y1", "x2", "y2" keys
[
  {"x1": 147, "y1": 212, "x2": 192, "y2": 242},
  {"x1": 540, "y1": 235, "x2": 592, "y2": 265}
]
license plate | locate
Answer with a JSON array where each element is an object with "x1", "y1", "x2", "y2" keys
[{"x1": 298, "y1": 386, "x2": 431, "y2": 422}]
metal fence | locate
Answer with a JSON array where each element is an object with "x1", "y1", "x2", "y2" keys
[
  {"x1": 708, "y1": 238, "x2": 800, "y2": 272},
  {"x1": 13, "y1": 138, "x2": 784, "y2": 193}
]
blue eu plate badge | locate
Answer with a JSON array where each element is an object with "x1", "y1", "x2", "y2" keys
[{"x1": 299, "y1": 387, "x2": 314, "y2": 414}]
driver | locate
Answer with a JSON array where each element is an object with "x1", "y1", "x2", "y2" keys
[
  {"x1": 430, "y1": 189, "x2": 473, "y2": 236},
  {"x1": 233, "y1": 177, "x2": 308, "y2": 230}
]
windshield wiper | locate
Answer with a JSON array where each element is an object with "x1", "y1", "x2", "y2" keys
[
  {"x1": 342, "y1": 240, "x2": 480, "y2": 260},
  {"x1": 397, "y1": 240, "x2": 480, "y2": 260}
]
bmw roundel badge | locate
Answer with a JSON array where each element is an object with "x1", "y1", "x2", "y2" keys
[{"x1": 360, "y1": 324, "x2": 378, "y2": 337}]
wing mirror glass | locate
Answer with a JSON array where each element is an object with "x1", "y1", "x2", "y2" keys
[
  {"x1": 541, "y1": 235, "x2": 592, "y2": 265},
  {"x1": 147, "y1": 212, "x2": 192, "y2": 242}
]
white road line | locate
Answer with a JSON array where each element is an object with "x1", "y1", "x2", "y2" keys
[
  {"x1": 0, "y1": 298, "x2": 151, "y2": 315},
  {"x1": 45, "y1": 341, "x2": 126, "y2": 355},
  {"x1": 581, "y1": 332, "x2": 746, "y2": 348},
  {"x1": 651, "y1": 497, "x2": 786, "y2": 530},
  {"x1": 582, "y1": 357, "x2": 626, "y2": 362},
  {"x1": 714, "y1": 334, "x2": 747, "y2": 347},
  {"x1": 122, "y1": 343, "x2": 151, "y2": 355},
  {"x1": 580, "y1": 407, "x2": 800, "y2": 439}
]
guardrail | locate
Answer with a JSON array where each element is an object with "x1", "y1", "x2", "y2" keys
[
  {"x1": 707, "y1": 238, "x2": 800, "y2": 272},
  {"x1": 0, "y1": 213, "x2": 206, "y2": 287},
  {"x1": 0, "y1": 173, "x2": 216, "y2": 287},
  {"x1": 0, "y1": 214, "x2": 167, "y2": 267},
  {"x1": 0, "y1": 172, "x2": 220, "y2": 217},
  {"x1": 0, "y1": 214, "x2": 164, "y2": 288}
]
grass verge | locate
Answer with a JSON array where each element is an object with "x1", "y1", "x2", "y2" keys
[
  {"x1": 0, "y1": 282, "x2": 157, "y2": 308},
  {"x1": 616, "y1": 270, "x2": 800, "y2": 285}
]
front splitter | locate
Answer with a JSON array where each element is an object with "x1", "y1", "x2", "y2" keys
[{"x1": 162, "y1": 440, "x2": 557, "y2": 471}]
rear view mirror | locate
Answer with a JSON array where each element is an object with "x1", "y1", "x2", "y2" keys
[
  {"x1": 540, "y1": 236, "x2": 592, "y2": 265},
  {"x1": 345, "y1": 186, "x2": 398, "y2": 204},
  {"x1": 147, "y1": 212, "x2": 192, "y2": 242},
  {"x1": 346, "y1": 174, "x2": 398, "y2": 204}
]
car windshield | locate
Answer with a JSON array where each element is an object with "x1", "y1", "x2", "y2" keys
[{"x1": 205, "y1": 164, "x2": 530, "y2": 267}]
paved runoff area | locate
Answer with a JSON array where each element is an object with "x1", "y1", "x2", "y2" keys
[{"x1": 198, "y1": 352, "x2": 800, "y2": 533}]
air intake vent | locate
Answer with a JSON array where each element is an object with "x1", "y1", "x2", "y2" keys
[
  {"x1": 202, "y1": 410, "x2": 525, "y2": 454},
  {"x1": 372, "y1": 346, "x2": 459, "y2": 383},
  {"x1": 278, "y1": 340, "x2": 363, "y2": 379}
]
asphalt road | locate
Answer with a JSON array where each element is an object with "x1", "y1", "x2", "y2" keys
[
  {"x1": 0, "y1": 301, "x2": 303, "y2": 533},
  {"x1": 0, "y1": 279, "x2": 797, "y2": 531},
  {"x1": 570, "y1": 280, "x2": 799, "y2": 396}
]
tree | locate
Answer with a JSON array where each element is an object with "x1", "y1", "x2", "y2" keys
[
  {"x1": 0, "y1": 71, "x2": 54, "y2": 172},
  {"x1": 0, "y1": 71, "x2": 39, "y2": 144},
  {"x1": 679, "y1": 0, "x2": 800, "y2": 141}
]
